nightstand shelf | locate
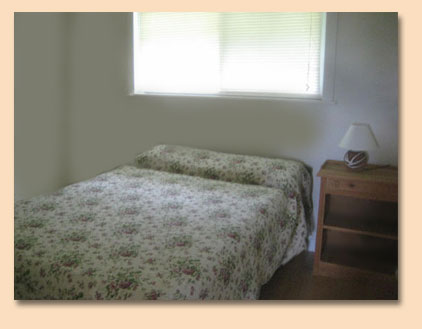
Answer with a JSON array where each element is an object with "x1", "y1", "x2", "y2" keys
[
  {"x1": 323, "y1": 194, "x2": 398, "y2": 239},
  {"x1": 323, "y1": 223, "x2": 397, "y2": 240},
  {"x1": 321, "y1": 230, "x2": 398, "y2": 275},
  {"x1": 314, "y1": 160, "x2": 398, "y2": 281}
]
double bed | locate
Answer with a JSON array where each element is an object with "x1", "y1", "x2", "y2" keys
[{"x1": 14, "y1": 145, "x2": 313, "y2": 300}]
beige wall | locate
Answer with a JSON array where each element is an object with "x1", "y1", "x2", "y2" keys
[{"x1": 15, "y1": 12, "x2": 398, "y2": 250}]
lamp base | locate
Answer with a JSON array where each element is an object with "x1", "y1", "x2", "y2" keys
[{"x1": 343, "y1": 150, "x2": 368, "y2": 170}]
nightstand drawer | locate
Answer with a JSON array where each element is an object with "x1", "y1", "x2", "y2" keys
[{"x1": 326, "y1": 178, "x2": 397, "y2": 201}]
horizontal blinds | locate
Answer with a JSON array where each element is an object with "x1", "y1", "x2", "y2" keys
[
  {"x1": 133, "y1": 12, "x2": 323, "y2": 97},
  {"x1": 220, "y1": 12, "x2": 322, "y2": 95}
]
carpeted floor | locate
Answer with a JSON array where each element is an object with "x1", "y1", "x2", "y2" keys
[{"x1": 260, "y1": 251, "x2": 398, "y2": 300}]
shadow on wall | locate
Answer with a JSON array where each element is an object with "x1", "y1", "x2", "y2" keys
[{"x1": 14, "y1": 13, "x2": 72, "y2": 201}]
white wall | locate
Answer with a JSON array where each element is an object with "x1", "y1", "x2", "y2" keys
[{"x1": 15, "y1": 12, "x2": 398, "y2": 250}]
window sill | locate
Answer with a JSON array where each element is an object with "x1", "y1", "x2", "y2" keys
[{"x1": 129, "y1": 91, "x2": 334, "y2": 104}]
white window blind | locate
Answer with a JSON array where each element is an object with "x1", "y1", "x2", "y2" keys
[{"x1": 133, "y1": 12, "x2": 324, "y2": 98}]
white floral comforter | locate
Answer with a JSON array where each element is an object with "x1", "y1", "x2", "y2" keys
[{"x1": 15, "y1": 145, "x2": 312, "y2": 300}]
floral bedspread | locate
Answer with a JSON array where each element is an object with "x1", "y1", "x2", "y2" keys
[{"x1": 15, "y1": 146, "x2": 312, "y2": 300}]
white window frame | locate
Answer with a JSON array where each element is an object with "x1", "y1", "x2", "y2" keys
[{"x1": 128, "y1": 12, "x2": 338, "y2": 103}]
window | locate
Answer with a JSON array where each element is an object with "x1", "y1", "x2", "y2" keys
[{"x1": 133, "y1": 12, "x2": 326, "y2": 99}]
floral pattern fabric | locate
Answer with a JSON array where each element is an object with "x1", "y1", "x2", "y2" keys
[
  {"x1": 15, "y1": 146, "x2": 312, "y2": 300},
  {"x1": 136, "y1": 145, "x2": 313, "y2": 231}
]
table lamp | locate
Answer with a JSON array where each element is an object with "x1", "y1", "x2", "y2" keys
[{"x1": 339, "y1": 123, "x2": 379, "y2": 170}]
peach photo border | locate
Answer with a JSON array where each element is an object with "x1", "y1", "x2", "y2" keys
[{"x1": 2, "y1": 1, "x2": 419, "y2": 328}]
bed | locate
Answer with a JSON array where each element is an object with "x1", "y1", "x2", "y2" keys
[{"x1": 14, "y1": 145, "x2": 313, "y2": 300}]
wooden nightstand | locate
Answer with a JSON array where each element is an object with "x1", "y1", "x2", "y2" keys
[{"x1": 313, "y1": 160, "x2": 398, "y2": 280}]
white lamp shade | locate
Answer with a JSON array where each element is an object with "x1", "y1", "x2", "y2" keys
[{"x1": 339, "y1": 123, "x2": 379, "y2": 151}]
